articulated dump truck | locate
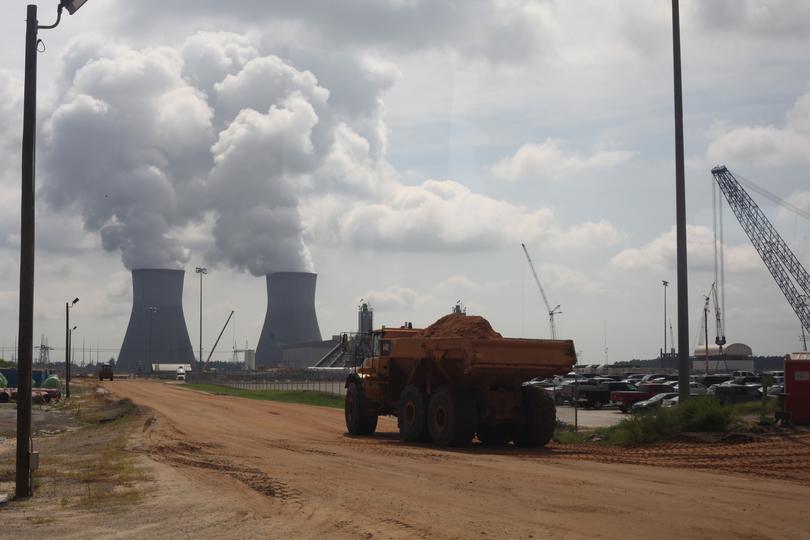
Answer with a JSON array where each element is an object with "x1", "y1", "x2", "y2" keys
[{"x1": 344, "y1": 315, "x2": 576, "y2": 447}]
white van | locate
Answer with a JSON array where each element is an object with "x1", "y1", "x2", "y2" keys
[{"x1": 176, "y1": 366, "x2": 186, "y2": 381}]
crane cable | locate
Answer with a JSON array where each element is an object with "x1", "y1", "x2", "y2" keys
[
  {"x1": 712, "y1": 181, "x2": 726, "y2": 341},
  {"x1": 734, "y1": 170, "x2": 810, "y2": 222}
]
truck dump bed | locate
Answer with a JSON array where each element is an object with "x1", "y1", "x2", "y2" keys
[{"x1": 382, "y1": 336, "x2": 576, "y2": 381}]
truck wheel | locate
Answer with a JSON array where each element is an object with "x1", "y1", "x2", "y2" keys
[
  {"x1": 514, "y1": 385, "x2": 556, "y2": 448},
  {"x1": 477, "y1": 423, "x2": 512, "y2": 445},
  {"x1": 592, "y1": 400, "x2": 603, "y2": 410},
  {"x1": 345, "y1": 381, "x2": 378, "y2": 436},
  {"x1": 398, "y1": 385, "x2": 428, "y2": 442},
  {"x1": 427, "y1": 387, "x2": 477, "y2": 446}
]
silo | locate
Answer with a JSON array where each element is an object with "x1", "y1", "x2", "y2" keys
[
  {"x1": 358, "y1": 302, "x2": 373, "y2": 334},
  {"x1": 255, "y1": 272, "x2": 322, "y2": 367},
  {"x1": 116, "y1": 269, "x2": 196, "y2": 374}
]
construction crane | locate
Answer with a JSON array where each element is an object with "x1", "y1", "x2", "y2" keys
[
  {"x1": 708, "y1": 282, "x2": 725, "y2": 350},
  {"x1": 521, "y1": 243, "x2": 561, "y2": 339},
  {"x1": 202, "y1": 310, "x2": 235, "y2": 372},
  {"x1": 711, "y1": 166, "x2": 810, "y2": 333}
]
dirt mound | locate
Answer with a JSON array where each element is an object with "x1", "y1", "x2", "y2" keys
[{"x1": 417, "y1": 314, "x2": 503, "y2": 340}]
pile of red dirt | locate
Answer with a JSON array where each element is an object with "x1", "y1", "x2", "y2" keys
[{"x1": 417, "y1": 314, "x2": 503, "y2": 340}]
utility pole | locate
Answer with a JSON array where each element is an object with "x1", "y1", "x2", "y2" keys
[{"x1": 671, "y1": 0, "x2": 690, "y2": 403}]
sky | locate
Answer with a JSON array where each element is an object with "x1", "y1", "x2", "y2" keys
[{"x1": 1, "y1": 0, "x2": 809, "y2": 365}]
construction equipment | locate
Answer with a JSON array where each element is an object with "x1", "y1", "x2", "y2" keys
[
  {"x1": 202, "y1": 310, "x2": 235, "y2": 372},
  {"x1": 344, "y1": 314, "x2": 576, "y2": 447},
  {"x1": 711, "y1": 166, "x2": 810, "y2": 333},
  {"x1": 521, "y1": 243, "x2": 561, "y2": 339}
]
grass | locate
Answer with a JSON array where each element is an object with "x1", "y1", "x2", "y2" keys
[
  {"x1": 0, "y1": 379, "x2": 151, "y2": 511},
  {"x1": 554, "y1": 396, "x2": 767, "y2": 446},
  {"x1": 184, "y1": 383, "x2": 345, "y2": 409}
]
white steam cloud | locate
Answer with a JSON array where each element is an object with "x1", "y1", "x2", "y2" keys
[{"x1": 40, "y1": 32, "x2": 622, "y2": 275}]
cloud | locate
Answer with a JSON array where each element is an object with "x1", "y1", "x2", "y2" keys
[
  {"x1": 538, "y1": 263, "x2": 615, "y2": 296},
  {"x1": 610, "y1": 225, "x2": 760, "y2": 273},
  {"x1": 359, "y1": 286, "x2": 418, "y2": 312},
  {"x1": 707, "y1": 87, "x2": 810, "y2": 168},
  {"x1": 307, "y1": 179, "x2": 623, "y2": 252},
  {"x1": 38, "y1": 31, "x2": 626, "y2": 279},
  {"x1": 694, "y1": 1, "x2": 810, "y2": 37},
  {"x1": 118, "y1": 0, "x2": 558, "y2": 65},
  {"x1": 491, "y1": 139, "x2": 634, "y2": 182}
]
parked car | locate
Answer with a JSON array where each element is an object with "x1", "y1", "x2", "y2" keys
[
  {"x1": 632, "y1": 392, "x2": 679, "y2": 412},
  {"x1": 732, "y1": 370, "x2": 755, "y2": 378},
  {"x1": 701, "y1": 374, "x2": 732, "y2": 387},
  {"x1": 672, "y1": 382, "x2": 708, "y2": 395},
  {"x1": 766, "y1": 384, "x2": 784, "y2": 398},
  {"x1": 708, "y1": 384, "x2": 761, "y2": 405},
  {"x1": 611, "y1": 383, "x2": 675, "y2": 413},
  {"x1": 733, "y1": 375, "x2": 762, "y2": 386},
  {"x1": 576, "y1": 381, "x2": 638, "y2": 409}
]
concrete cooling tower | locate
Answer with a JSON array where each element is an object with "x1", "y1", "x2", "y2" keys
[
  {"x1": 117, "y1": 269, "x2": 196, "y2": 374},
  {"x1": 256, "y1": 272, "x2": 322, "y2": 367}
]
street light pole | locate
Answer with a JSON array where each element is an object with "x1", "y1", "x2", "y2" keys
[
  {"x1": 147, "y1": 306, "x2": 157, "y2": 376},
  {"x1": 15, "y1": 2, "x2": 39, "y2": 503},
  {"x1": 671, "y1": 0, "x2": 691, "y2": 403},
  {"x1": 195, "y1": 267, "x2": 207, "y2": 372},
  {"x1": 64, "y1": 297, "x2": 78, "y2": 398},
  {"x1": 15, "y1": 0, "x2": 91, "y2": 501},
  {"x1": 662, "y1": 280, "x2": 668, "y2": 368}
]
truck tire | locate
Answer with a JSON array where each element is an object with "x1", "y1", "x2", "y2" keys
[
  {"x1": 514, "y1": 385, "x2": 556, "y2": 448},
  {"x1": 345, "y1": 381, "x2": 378, "y2": 436},
  {"x1": 592, "y1": 399, "x2": 603, "y2": 410},
  {"x1": 398, "y1": 385, "x2": 428, "y2": 442},
  {"x1": 427, "y1": 387, "x2": 477, "y2": 446},
  {"x1": 477, "y1": 423, "x2": 512, "y2": 445}
]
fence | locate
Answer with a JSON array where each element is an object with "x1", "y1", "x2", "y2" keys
[{"x1": 187, "y1": 371, "x2": 349, "y2": 396}]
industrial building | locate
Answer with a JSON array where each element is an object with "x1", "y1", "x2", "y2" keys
[{"x1": 692, "y1": 343, "x2": 754, "y2": 373}]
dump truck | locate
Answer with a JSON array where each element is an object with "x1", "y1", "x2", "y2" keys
[{"x1": 344, "y1": 315, "x2": 576, "y2": 447}]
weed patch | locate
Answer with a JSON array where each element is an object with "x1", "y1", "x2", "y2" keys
[{"x1": 555, "y1": 397, "x2": 748, "y2": 446}]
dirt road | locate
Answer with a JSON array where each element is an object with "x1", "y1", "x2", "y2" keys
[{"x1": 109, "y1": 380, "x2": 810, "y2": 539}]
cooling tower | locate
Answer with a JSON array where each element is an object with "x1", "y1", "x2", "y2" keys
[
  {"x1": 256, "y1": 272, "x2": 322, "y2": 367},
  {"x1": 117, "y1": 269, "x2": 196, "y2": 374}
]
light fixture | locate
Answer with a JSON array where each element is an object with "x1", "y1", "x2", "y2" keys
[
  {"x1": 62, "y1": 0, "x2": 89, "y2": 15},
  {"x1": 72, "y1": 297, "x2": 79, "y2": 305}
]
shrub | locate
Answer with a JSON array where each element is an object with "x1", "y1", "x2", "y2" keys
[{"x1": 578, "y1": 396, "x2": 737, "y2": 446}]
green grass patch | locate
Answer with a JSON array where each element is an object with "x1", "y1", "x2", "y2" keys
[
  {"x1": 555, "y1": 396, "x2": 749, "y2": 446},
  {"x1": 184, "y1": 383, "x2": 344, "y2": 409}
]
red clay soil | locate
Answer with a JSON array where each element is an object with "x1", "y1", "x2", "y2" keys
[
  {"x1": 550, "y1": 428, "x2": 810, "y2": 484},
  {"x1": 417, "y1": 313, "x2": 503, "y2": 339}
]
